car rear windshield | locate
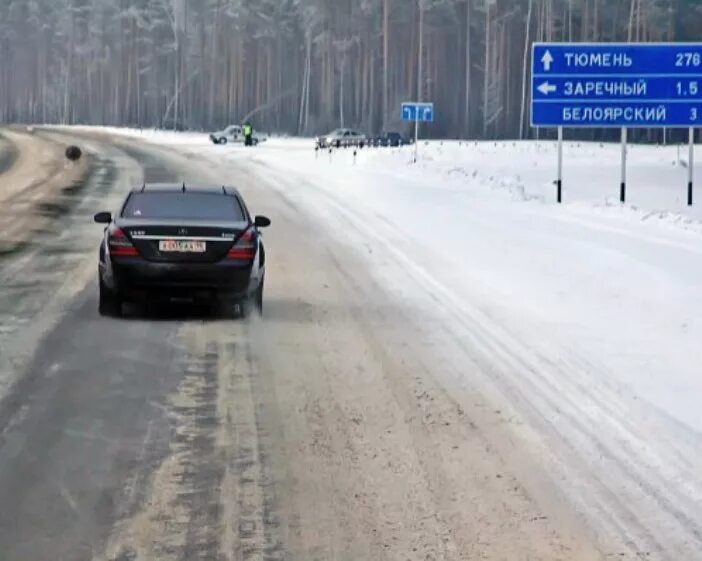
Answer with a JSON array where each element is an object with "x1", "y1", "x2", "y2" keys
[{"x1": 122, "y1": 192, "x2": 245, "y2": 221}]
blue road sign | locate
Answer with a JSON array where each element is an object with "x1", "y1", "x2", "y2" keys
[
  {"x1": 402, "y1": 102, "x2": 434, "y2": 123},
  {"x1": 531, "y1": 43, "x2": 702, "y2": 127}
]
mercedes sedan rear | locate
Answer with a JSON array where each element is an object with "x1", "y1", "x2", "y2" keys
[{"x1": 94, "y1": 184, "x2": 270, "y2": 317}]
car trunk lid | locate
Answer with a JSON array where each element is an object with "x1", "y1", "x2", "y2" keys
[{"x1": 118, "y1": 219, "x2": 248, "y2": 263}]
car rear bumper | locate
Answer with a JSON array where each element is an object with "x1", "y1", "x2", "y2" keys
[{"x1": 110, "y1": 258, "x2": 256, "y2": 297}]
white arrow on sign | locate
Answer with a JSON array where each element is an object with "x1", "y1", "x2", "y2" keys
[
  {"x1": 541, "y1": 50, "x2": 554, "y2": 71},
  {"x1": 537, "y1": 81, "x2": 557, "y2": 95}
]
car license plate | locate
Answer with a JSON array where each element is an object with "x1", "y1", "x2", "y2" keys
[{"x1": 159, "y1": 240, "x2": 206, "y2": 253}]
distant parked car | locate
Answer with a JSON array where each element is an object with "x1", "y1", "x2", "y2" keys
[
  {"x1": 371, "y1": 132, "x2": 411, "y2": 147},
  {"x1": 210, "y1": 125, "x2": 266, "y2": 145},
  {"x1": 316, "y1": 128, "x2": 367, "y2": 149}
]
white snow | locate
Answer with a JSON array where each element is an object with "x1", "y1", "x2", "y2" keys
[
  {"x1": 264, "y1": 139, "x2": 702, "y2": 413},
  {"x1": 72, "y1": 126, "x2": 702, "y2": 556}
]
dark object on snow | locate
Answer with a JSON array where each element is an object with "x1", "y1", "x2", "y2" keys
[
  {"x1": 65, "y1": 145, "x2": 82, "y2": 161},
  {"x1": 370, "y1": 131, "x2": 411, "y2": 147}
]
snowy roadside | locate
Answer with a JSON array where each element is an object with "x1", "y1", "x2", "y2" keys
[{"x1": 70, "y1": 126, "x2": 702, "y2": 225}]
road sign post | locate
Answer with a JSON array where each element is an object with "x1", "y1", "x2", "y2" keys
[
  {"x1": 621, "y1": 127, "x2": 628, "y2": 203},
  {"x1": 531, "y1": 42, "x2": 702, "y2": 204},
  {"x1": 689, "y1": 127, "x2": 695, "y2": 206},
  {"x1": 414, "y1": 113, "x2": 419, "y2": 163},
  {"x1": 402, "y1": 101, "x2": 434, "y2": 163},
  {"x1": 557, "y1": 126, "x2": 563, "y2": 203}
]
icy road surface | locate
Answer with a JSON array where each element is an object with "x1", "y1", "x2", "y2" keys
[{"x1": 0, "y1": 126, "x2": 700, "y2": 561}]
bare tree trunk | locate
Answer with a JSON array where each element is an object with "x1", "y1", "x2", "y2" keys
[
  {"x1": 339, "y1": 53, "x2": 345, "y2": 128},
  {"x1": 568, "y1": 0, "x2": 573, "y2": 41},
  {"x1": 370, "y1": 51, "x2": 376, "y2": 130},
  {"x1": 383, "y1": 0, "x2": 390, "y2": 127},
  {"x1": 519, "y1": 0, "x2": 533, "y2": 140},
  {"x1": 628, "y1": 0, "x2": 636, "y2": 42},
  {"x1": 174, "y1": 45, "x2": 180, "y2": 126},
  {"x1": 125, "y1": 21, "x2": 133, "y2": 123},
  {"x1": 483, "y1": 1, "x2": 491, "y2": 137},
  {"x1": 63, "y1": 9, "x2": 75, "y2": 124},
  {"x1": 417, "y1": 0, "x2": 424, "y2": 103},
  {"x1": 502, "y1": 20, "x2": 510, "y2": 136},
  {"x1": 298, "y1": 33, "x2": 309, "y2": 133},
  {"x1": 304, "y1": 39, "x2": 311, "y2": 131},
  {"x1": 208, "y1": 1, "x2": 220, "y2": 126},
  {"x1": 464, "y1": 0, "x2": 472, "y2": 137},
  {"x1": 593, "y1": 0, "x2": 599, "y2": 40}
]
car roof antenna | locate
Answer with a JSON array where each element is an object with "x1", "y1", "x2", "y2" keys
[{"x1": 182, "y1": 182, "x2": 186, "y2": 192}]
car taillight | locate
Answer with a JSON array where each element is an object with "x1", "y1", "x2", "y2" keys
[
  {"x1": 109, "y1": 228, "x2": 138, "y2": 257},
  {"x1": 226, "y1": 228, "x2": 256, "y2": 260}
]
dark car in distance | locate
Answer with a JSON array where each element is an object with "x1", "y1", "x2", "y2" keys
[
  {"x1": 370, "y1": 132, "x2": 411, "y2": 148},
  {"x1": 94, "y1": 184, "x2": 270, "y2": 317}
]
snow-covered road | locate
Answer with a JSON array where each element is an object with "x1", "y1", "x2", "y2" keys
[{"x1": 78, "y1": 128, "x2": 702, "y2": 559}]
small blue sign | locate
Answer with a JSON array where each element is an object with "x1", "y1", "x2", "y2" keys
[
  {"x1": 402, "y1": 102, "x2": 434, "y2": 123},
  {"x1": 531, "y1": 43, "x2": 702, "y2": 128}
]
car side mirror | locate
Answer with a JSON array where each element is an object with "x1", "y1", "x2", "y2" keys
[
  {"x1": 254, "y1": 215, "x2": 271, "y2": 228},
  {"x1": 94, "y1": 211, "x2": 112, "y2": 224}
]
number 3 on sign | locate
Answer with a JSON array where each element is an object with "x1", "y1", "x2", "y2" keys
[{"x1": 691, "y1": 108, "x2": 699, "y2": 121}]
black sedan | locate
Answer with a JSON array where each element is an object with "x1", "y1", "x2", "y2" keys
[
  {"x1": 371, "y1": 132, "x2": 411, "y2": 147},
  {"x1": 94, "y1": 184, "x2": 270, "y2": 317}
]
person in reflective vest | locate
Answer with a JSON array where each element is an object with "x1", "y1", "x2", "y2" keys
[{"x1": 243, "y1": 122, "x2": 253, "y2": 146}]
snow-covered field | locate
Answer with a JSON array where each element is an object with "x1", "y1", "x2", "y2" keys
[
  {"x1": 257, "y1": 135, "x2": 702, "y2": 429},
  {"x1": 65, "y1": 126, "x2": 702, "y2": 556}
]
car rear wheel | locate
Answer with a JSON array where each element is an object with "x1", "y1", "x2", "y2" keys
[
  {"x1": 231, "y1": 278, "x2": 263, "y2": 319},
  {"x1": 99, "y1": 277, "x2": 122, "y2": 317},
  {"x1": 254, "y1": 276, "x2": 264, "y2": 315}
]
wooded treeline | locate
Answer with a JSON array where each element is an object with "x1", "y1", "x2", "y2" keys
[{"x1": 1, "y1": 0, "x2": 701, "y2": 138}]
